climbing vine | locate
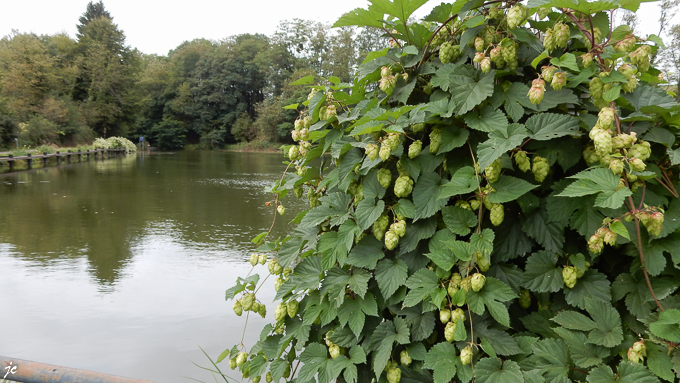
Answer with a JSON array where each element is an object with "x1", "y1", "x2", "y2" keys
[{"x1": 223, "y1": 0, "x2": 680, "y2": 382}]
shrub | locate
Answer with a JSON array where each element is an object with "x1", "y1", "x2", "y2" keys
[{"x1": 224, "y1": 1, "x2": 680, "y2": 383}]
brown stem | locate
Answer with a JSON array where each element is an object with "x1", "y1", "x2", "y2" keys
[
  {"x1": 418, "y1": 15, "x2": 457, "y2": 68},
  {"x1": 383, "y1": 28, "x2": 403, "y2": 49},
  {"x1": 629, "y1": 194, "x2": 665, "y2": 312},
  {"x1": 638, "y1": 182, "x2": 646, "y2": 210}
]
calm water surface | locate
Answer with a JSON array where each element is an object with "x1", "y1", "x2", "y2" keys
[{"x1": 0, "y1": 151, "x2": 305, "y2": 382}]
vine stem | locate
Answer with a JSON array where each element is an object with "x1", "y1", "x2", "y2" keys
[{"x1": 631, "y1": 205, "x2": 665, "y2": 312}]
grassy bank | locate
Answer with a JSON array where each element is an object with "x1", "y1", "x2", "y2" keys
[{"x1": 224, "y1": 141, "x2": 283, "y2": 153}]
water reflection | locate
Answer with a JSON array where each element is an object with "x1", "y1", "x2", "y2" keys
[{"x1": 0, "y1": 151, "x2": 305, "y2": 382}]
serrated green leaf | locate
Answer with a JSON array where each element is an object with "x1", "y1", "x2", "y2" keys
[
  {"x1": 449, "y1": 65, "x2": 496, "y2": 115},
  {"x1": 442, "y1": 206, "x2": 478, "y2": 235},
  {"x1": 585, "y1": 297, "x2": 623, "y2": 348},
  {"x1": 523, "y1": 207, "x2": 565, "y2": 253},
  {"x1": 463, "y1": 106, "x2": 508, "y2": 133},
  {"x1": 346, "y1": 236, "x2": 385, "y2": 270},
  {"x1": 355, "y1": 198, "x2": 385, "y2": 231},
  {"x1": 549, "y1": 53, "x2": 579, "y2": 71},
  {"x1": 475, "y1": 358, "x2": 523, "y2": 383},
  {"x1": 525, "y1": 113, "x2": 580, "y2": 141},
  {"x1": 609, "y1": 220, "x2": 631, "y2": 240},
  {"x1": 528, "y1": 338, "x2": 571, "y2": 380},
  {"x1": 552, "y1": 311, "x2": 597, "y2": 331},
  {"x1": 438, "y1": 166, "x2": 480, "y2": 200},
  {"x1": 650, "y1": 309, "x2": 680, "y2": 343},
  {"x1": 437, "y1": 125, "x2": 469, "y2": 154},
  {"x1": 404, "y1": 268, "x2": 439, "y2": 307},
  {"x1": 466, "y1": 277, "x2": 516, "y2": 326},
  {"x1": 647, "y1": 343, "x2": 675, "y2": 382},
  {"x1": 423, "y1": 342, "x2": 458, "y2": 383},
  {"x1": 587, "y1": 361, "x2": 661, "y2": 383},
  {"x1": 414, "y1": 172, "x2": 447, "y2": 220},
  {"x1": 488, "y1": 175, "x2": 538, "y2": 203},
  {"x1": 553, "y1": 327, "x2": 608, "y2": 368},
  {"x1": 375, "y1": 258, "x2": 408, "y2": 298},
  {"x1": 565, "y1": 270, "x2": 612, "y2": 310},
  {"x1": 477, "y1": 123, "x2": 528, "y2": 170},
  {"x1": 521, "y1": 250, "x2": 563, "y2": 292}
]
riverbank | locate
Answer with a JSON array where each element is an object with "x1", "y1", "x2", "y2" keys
[{"x1": 223, "y1": 141, "x2": 283, "y2": 153}]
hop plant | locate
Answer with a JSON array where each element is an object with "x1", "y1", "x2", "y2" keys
[
  {"x1": 429, "y1": 128, "x2": 442, "y2": 153},
  {"x1": 532, "y1": 156, "x2": 549, "y2": 182},
  {"x1": 366, "y1": 143, "x2": 379, "y2": 161},
  {"x1": 277, "y1": 205, "x2": 285, "y2": 215},
  {"x1": 385, "y1": 230, "x2": 400, "y2": 250},
  {"x1": 275, "y1": 303, "x2": 287, "y2": 322},
  {"x1": 440, "y1": 308, "x2": 451, "y2": 324},
  {"x1": 480, "y1": 57, "x2": 491, "y2": 73},
  {"x1": 490, "y1": 203, "x2": 504, "y2": 226},
  {"x1": 471, "y1": 273, "x2": 486, "y2": 292},
  {"x1": 329, "y1": 343, "x2": 340, "y2": 359},
  {"x1": 507, "y1": 4, "x2": 528, "y2": 29},
  {"x1": 380, "y1": 66, "x2": 391, "y2": 78},
  {"x1": 379, "y1": 142, "x2": 392, "y2": 161},
  {"x1": 460, "y1": 345, "x2": 473, "y2": 365},
  {"x1": 541, "y1": 66, "x2": 557, "y2": 83},
  {"x1": 373, "y1": 214, "x2": 390, "y2": 241},
  {"x1": 386, "y1": 367, "x2": 401, "y2": 383},
  {"x1": 628, "y1": 141, "x2": 651, "y2": 161},
  {"x1": 474, "y1": 37, "x2": 485, "y2": 52},
  {"x1": 581, "y1": 52, "x2": 594, "y2": 66},
  {"x1": 249, "y1": 253, "x2": 259, "y2": 267},
  {"x1": 233, "y1": 300, "x2": 243, "y2": 316},
  {"x1": 408, "y1": 140, "x2": 422, "y2": 158},
  {"x1": 439, "y1": 42, "x2": 459, "y2": 64},
  {"x1": 514, "y1": 150, "x2": 530, "y2": 172},
  {"x1": 544, "y1": 28, "x2": 557, "y2": 52},
  {"x1": 242, "y1": 293, "x2": 254, "y2": 311},
  {"x1": 444, "y1": 321, "x2": 456, "y2": 342},
  {"x1": 377, "y1": 168, "x2": 392, "y2": 188},
  {"x1": 391, "y1": 220, "x2": 406, "y2": 237},
  {"x1": 400, "y1": 350, "x2": 412, "y2": 366},
  {"x1": 528, "y1": 78, "x2": 546, "y2": 105},
  {"x1": 394, "y1": 175, "x2": 414, "y2": 198},
  {"x1": 615, "y1": 34, "x2": 636, "y2": 53},
  {"x1": 519, "y1": 289, "x2": 531, "y2": 309},
  {"x1": 380, "y1": 75, "x2": 397, "y2": 94},
  {"x1": 229, "y1": 358, "x2": 237, "y2": 370},
  {"x1": 236, "y1": 352, "x2": 247, "y2": 367},
  {"x1": 485, "y1": 158, "x2": 502, "y2": 183},
  {"x1": 563, "y1": 266, "x2": 578, "y2": 289},
  {"x1": 551, "y1": 72, "x2": 566, "y2": 90},
  {"x1": 476, "y1": 252, "x2": 490, "y2": 272},
  {"x1": 555, "y1": 22, "x2": 570, "y2": 48},
  {"x1": 287, "y1": 300, "x2": 299, "y2": 318},
  {"x1": 258, "y1": 253, "x2": 266, "y2": 265}
]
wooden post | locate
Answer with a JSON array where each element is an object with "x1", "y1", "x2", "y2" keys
[
  {"x1": 67, "y1": 150, "x2": 72, "y2": 163},
  {"x1": 43, "y1": 152, "x2": 48, "y2": 166},
  {"x1": 78, "y1": 149, "x2": 82, "y2": 161},
  {"x1": 86, "y1": 150, "x2": 90, "y2": 160},
  {"x1": 56, "y1": 151, "x2": 61, "y2": 165},
  {"x1": 8, "y1": 154, "x2": 14, "y2": 172},
  {"x1": 27, "y1": 153, "x2": 32, "y2": 169}
]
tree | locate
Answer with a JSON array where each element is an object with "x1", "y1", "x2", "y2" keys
[{"x1": 224, "y1": 1, "x2": 680, "y2": 383}]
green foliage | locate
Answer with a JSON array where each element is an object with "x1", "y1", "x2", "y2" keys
[{"x1": 243, "y1": 0, "x2": 680, "y2": 382}]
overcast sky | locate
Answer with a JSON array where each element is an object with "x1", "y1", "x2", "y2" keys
[{"x1": 0, "y1": 0, "x2": 670, "y2": 56}]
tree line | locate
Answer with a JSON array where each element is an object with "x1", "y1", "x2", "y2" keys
[{"x1": 0, "y1": 1, "x2": 387, "y2": 149}]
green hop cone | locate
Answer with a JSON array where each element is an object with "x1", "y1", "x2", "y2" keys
[
  {"x1": 373, "y1": 214, "x2": 389, "y2": 241},
  {"x1": 408, "y1": 140, "x2": 422, "y2": 158},
  {"x1": 366, "y1": 143, "x2": 379, "y2": 161},
  {"x1": 242, "y1": 293, "x2": 254, "y2": 311},
  {"x1": 394, "y1": 175, "x2": 414, "y2": 198},
  {"x1": 514, "y1": 150, "x2": 530, "y2": 172},
  {"x1": 563, "y1": 266, "x2": 578, "y2": 289},
  {"x1": 249, "y1": 253, "x2": 258, "y2": 267},
  {"x1": 385, "y1": 230, "x2": 399, "y2": 250},
  {"x1": 588, "y1": 230, "x2": 605, "y2": 254},
  {"x1": 274, "y1": 323, "x2": 284, "y2": 335},
  {"x1": 377, "y1": 168, "x2": 392, "y2": 189},
  {"x1": 645, "y1": 212, "x2": 664, "y2": 237},
  {"x1": 252, "y1": 376, "x2": 261, "y2": 383},
  {"x1": 633, "y1": 341, "x2": 647, "y2": 355},
  {"x1": 603, "y1": 228, "x2": 617, "y2": 246},
  {"x1": 628, "y1": 348, "x2": 643, "y2": 364},
  {"x1": 412, "y1": 123, "x2": 425, "y2": 133},
  {"x1": 258, "y1": 253, "x2": 267, "y2": 265},
  {"x1": 294, "y1": 184, "x2": 303, "y2": 198},
  {"x1": 597, "y1": 107, "x2": 616, "y2": 127},
  {"x1": 470, "y1": 199, "x2": 481, "y2": 211},
  {"x1": 477, "y1": 253, "x2": 490, "y2": 272},
  {"x1": 555, "y1": 22, "x2": 569, "y2": 48},
  {"x1": 429, "y1": 128, "x2": 441, "y2": 153},
  {"x1": 251, "y1": 302, "x2": 260, "y2": 313},
  {"x1": 541, "y1": 66, "x2": 556, "y2": 83},
  {"x1": 233, "y1": 300, "x2": 243, "y2": 316},
  {"x1": 258, "y1": 304, "x2": 266, "y2": 318},
  {"x1": 275, "y1": 303, "x2": 287, "y2": 322},
  {"x1": 391, "y1": 220, "x2": 406, "y2": 238},
  {"x1": 609, "y1": 158, "x2": 624, "y2": 175},
  {"x1": 490, "y1": 46, "x2": 504, "y2": 68},
  {"x1": 460, "y1": 345, "x2": 473, "y2": 365},
  {"x1": 628, "y1": 141, "x2": 651, "y2": 161},
  {"x1": 507, "y1": 4, "x2": 527, "y2": 29},
  {"x1": 490, "y1": 204, "x2": 504, "y2": 226},
  {"x1": 444, "y1": 321, "x2": 456, "y2": 342},
  {"x1": 387, "y1": 367, "x2": 401, "y2": 383},
  {"x1": 543, "y1": 28, "x2": 556, "y2": 52},
  {"x1": 329, "y1": 343, "x2": 340, "y2": 359},
  {"x1": 274, "y1": 277, "x2": 284, "y2": 291},
  {"x1": 439, "y1": 42, "x2": 459, "y2": 64},
  {"x1": 528, "y1": 78, "x2": 546, "y2": 105},
  {"x1": 379, "y1": 143, "x2": 392, "y2": 161},
  {"x1": 277, "y1": 205, "x2": 285, "y2": 216},
  {"x1": 400, "y1": 350, "x2": 412, "y2": 366},
  {"x1": 485, "y1": 158, "x2": 502, "y2": 183},
  {"x1": 470, "y1": 273, "x2": 486, "y2": 292},
  {"x1": 236, "y1": 352, "x2": 247, "y2": 367},
  {"x1": 452, "y1": 307, "x2": 465, "y2": 323},
  {"x1": 287, "y1": 300, "x2": 299, "y2": 318},
  {"x1": 519, "y1": 289, "x2": 531, "y2": 309},
  {"x1": 288, "y1": 146, "x2": 300, "y2": 161},
  {"x1": 537, "y1": 6, "x2": 551, "y2": 19},
  {"x1": 532, "y1": 156, "x2": 549, "y2": 183},
  {"x1": 474, "y1": 37, "x2": 485, "y2": 52},
  {"x1": 380, "y1": 75, "x2": 397, "y2": 94},
  {"x1": 380, "y1": 66, "x2": 391, "y2": 78},
  {"x1": 266, "y1": 372, "x2": 273, "y2": 383},
  {"x1": 589, "y1": 77, "x2": 604, "y2": 101},
  {"x1": 440, "y1": 308, "x2": 451, "y2": 324},
  {"x1": 581, "y1": 53, "x2": 594, "y2": 67},
  {"x1": 615, "y1": 34, "x2": 636, "y2": 53},
  {"x1": 551, "y1": 72, "x2": 566, "y2": 90},
  {"x1": 229, "y1": 358, "x2": 237, "y2": 370}
]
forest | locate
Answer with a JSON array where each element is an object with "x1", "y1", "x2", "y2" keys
[{"x1": 0, "y1": 1, "x2": 387, "y2": 150}]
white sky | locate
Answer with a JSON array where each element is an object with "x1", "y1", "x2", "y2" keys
[{"x1": 0, "y1": 0, "x2": 671, "y2": 56}]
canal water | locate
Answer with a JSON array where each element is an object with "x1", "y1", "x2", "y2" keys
[{"x1": 0, "y1": 151, "x2": 306, "y2": 382}]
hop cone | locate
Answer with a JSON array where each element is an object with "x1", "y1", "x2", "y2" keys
[
  {"x1": 377, "y1": 168, "x2": 392, "y2": 188},
  {"x1": 373, "y1": 214, "x2": 389, "y2": 241},
  {"x1": 551, "y1": 72, "x2": 566, "y2": 90},
  {"x1": 366, "y1": 143, "x2": 379, "y2": 161},
  {"x1": 519, "y1": 289, "x2": 531, "y2": 309},
  {"x1": 460, "y1": 345, "x2": 473, "y2": 365},
  {"x1": 387, "y1": 367, "x2": 401, "y2": 383},
  {"x1": 385, "y1": 230, "x2": 399, "y2": 250},
  {"x1": 507, "y1": 4, "x2": 527, "y2": 29},
  {"x1": 541, "y1": 66, "x2": 556, "y2": 83},
  {"x1": 329, "y1": 344, "x2": 340, "y2": 359},
  {"x1": 444, "y1": 321, "x2": 456, "y2": 342},
  {"x1": 490, "y1": 203, "x2": 504, "y2": 226},
  {"x1": 242, "y1": 293, "x2": 254, "y2": 311},
  {"x1": 480, "y1": 57, "x2": 491, "y2": 73},
  {"x1": 440, "y1": 309, "x2": 451, "y2": 324},
  {"x1": 233, "y1": 300, "x2": 243, "y2": 316},
  {"x1": 555, "y1": 22, "x2": 569, "y2": 48},
  {"x1": 471, "y1": 273, "x2": 486, "y2": 292},
  {"x1": 408, "y1": 140, "x2": 422, "y2": 158},
  {"x1": 485, "y1": 158, "x2": 502, "y2": 183},
  {"x1": 528, "y1": 78, "x2": 546, "y2": 105},
  {"x1": 394, "y1": 175, "x2": 414, "y2": 198},
  {"x1": 287, "y1": 300, "x2": 299, "y2": 318},
  {"x1": 562, "y1": 266, "x2": 578, "y2": 289},
  {"x1": 400, "y1": 350, "x2": 412, "y2": 366},
  {"x1": 515, "y1": 150, "x2": 531, "y2": 172},
  {"x1": 532, "y1": 156, "x2": 549, "y2": 182},
  {"x1": 275, "y1": 303, "x2": 287, "y2": 322}
]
